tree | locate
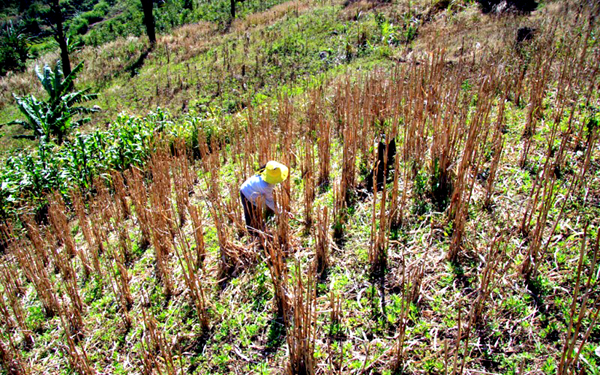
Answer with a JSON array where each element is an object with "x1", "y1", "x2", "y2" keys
[
  {"x1": 0, "y1": 60, "x2": 99, "y2": 145},
  {"x1": 48, "y1": 0, "x2": 71, "y2": 77},
  {"x1": 140, "y1": 0, "x2": 156, "y2": 46},
  {"x1": 230, "y1": 0, "x2": 244, "y2": 20}
]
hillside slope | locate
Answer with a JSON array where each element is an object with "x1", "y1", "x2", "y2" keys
[
  {"x1": 0, "y1": 0, "x2": 544, "y2": 151},
  {"x1": 0, "y1": 1, "x2": 599, "y2": 374}
]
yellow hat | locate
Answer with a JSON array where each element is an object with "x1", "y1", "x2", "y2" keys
[{"x1": 262, "y1": 161, "x2": 289, "y2": 184}]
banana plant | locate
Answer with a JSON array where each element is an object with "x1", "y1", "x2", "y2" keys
[{"x1": 1, "y1": 60, "x2": 99, "y2": 145}]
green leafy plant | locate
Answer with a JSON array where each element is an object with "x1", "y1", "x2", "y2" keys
[
  {"x1": 0, "y1": 110, "x2": 163, "y2": 219},
  {"x1": 0, "y1": 21, "x2": 31, "y2": 76},
  {"x1": 1, "y1": 60, "x2": 99, "y2": 144}
]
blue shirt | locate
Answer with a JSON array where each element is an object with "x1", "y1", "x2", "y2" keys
[{"x1": 240, "y1": 174, "x2": 276, "y2": 211}]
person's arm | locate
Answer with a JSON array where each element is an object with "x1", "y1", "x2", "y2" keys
[{"x1": 264, "y1": 188, "x2": 276, "y2": 213}]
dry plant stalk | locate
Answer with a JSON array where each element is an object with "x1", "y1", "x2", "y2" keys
[
  {"x1": 88, "y1": 212, "x2": 106, "y2": 259},
  {"x1": 519, "y1": 36, "x2": 556, "y2": 168},
  {"x1": 328, "y1": 291, "x2": 342, "y2": 338},
  {"x1": 0, "y1": 286, "x2": 14, "y2": 330},
  {"x1": 223, "y1": 183, "x2": 246, "y2": 233},
  {"x1": 204, "y1": 156, "x2": 255, "y2": 282},
  {"x1": 447, "y1": 71, "x2": 496, "y2": 261},
  {"x1": 326, "y1": 291, "x2": 343, "y2": 374},
  {"x1": 61, "y1": 289, "x2": 85, "y2": 344},
  {"x1": 0, "y1": 222, "x2": 12, "y2": 254},
  {"x1": 307, "y1": 86, "x2": 331, "y2": 188},
  {"x1": 208, "y1": 157, "x2": 257, "y2": 278},
  {"x1": 48, "y1": 192, "x2": 77, "y2": 258},
  {"x1": 275, "y1": 187, "x2": 292, "y2": 253},
  {"x1": 369, "y1": 150, "x2": 389, "y2": 279},
  {"x1": 0, "y1": 254, "x2": 24, "y2": 297},
  {"x1": 93, "y1": 176, "x2": 119, "y2": 227},
  {"x1": 519, "y1": 115, "x2": 596, "y2": 279},
  {"x1": 448, "y1": 302, "x2": 472, "y2": 375},
  {"x1": 317, "y1": 120, "x2": 331, "y2": 188},
  {"x1": 187, "y1": 202, "x2": 206, "y2": 269},
  {"x1": 48, "y1": 192, "x2": 93, "y2": 278},
  {"x1": 391, "y1": 272, "x2": 412, "y2": 373},
  {"x1": 428, "y1": 50, "x2": 464, "y2": 209},
  {"x1": 303, "y1": 142, "x2": 315, "y2": 229},
  {"x1": 404, "y1": 61, "x2": 432, "y2": 171},
  {"x1": 173, "y1": 225, "x2": 210, "y2": 333},
  {"x1": 395, "y1": 125, "x2": 412, "y2": 229},
  {"x1": 255, "y1": 106, "x2": 277, "y2": 163},
  {"x1": 392, "y1": 241, "x2": 428, "y2": 372},
  {"x1": 118, "y1": 224, "x2": 132, "y2": 265},
  {"x1": 341, "y1": 120, "x2": 357, "y2": 206},
  {"x1": 447, "y1": 235, "x2": 511, "y2": 375},
  {"x1": 149, "y1": 151, "x2": 176, "y2": 238},
  {"x1": 111, "y1": 171, "x2": 131, "y2": 220},
  {"x1": 58, "y1": 301, "x2": 95, "y2": 375},
  {"x1": 71, "y1": 190, "x2": 102, "y2": 275},
  {"x1": 147, "y1": 154, "x2": 177, "y2": 298},
  {"x1": 210, "y1": 203, "x2": 255, "y2": 283},
  {"x1": 484, "y1": 90, "x2": 509, "y2": 207},
  {"x1": 172, "y1": 148, "x2": 191, "y2": 227},
  {"x1": 519, "y1": 159, "x2": 558, "y2": 279},
  {"x1": 287, "y1": 262, "x2": 316, "y2": 375},
  {"x1": 11, "y1": 242, "x2": 59, "y2": 317},
  {"x1": 389, "y1": 128, "x2": 403, "y2": 229},
  {"x1": 314, "y1": 207, "x2": 329, "y2": 280},
  {"x1": 472, "y1": 235, "x2": 510, "y2": 324},
  {"x1": 45, "y1": 228, "x2": 85, "y2": 334},
  {"x1": 111, "y1": 261, "x2": 133, "y2": 329},
  {"x1": 21, "y1": 214, "x2": 49, "y2": 266},
  {"x1": 139, "y1": 341, "x2": 156, "y2": 375},
  {"x1": 148, "y1": 214, "x2": 174, "y2": 298},
  {"x1": 0, "y1": 264, "x2": 33, "y2": 348},
  {"x1": 0, "y1": 333, "x2": 28, "y2": 375},
  {"x1": 126, "y1": 167, "x2": 152, "y2": 249},
  {"x1": 265, "y1": 239, "x2": 290, "y2": 323},
  {"x1": 332, "y1": 179, "x2": 346, "y2": 243},
  {"x1": 558, "y1": 226, "x2": 600, "y2": 374},
  {"x1": 141, "y1": 307, "x2": 176, "y2": 375},
  {"x1": 104, "y1": 240, "x2": 134, "y2": 329}
]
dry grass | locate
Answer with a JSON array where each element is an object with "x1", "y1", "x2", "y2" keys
[
  {"x1": 232, "y1": 0, "x2": 315, "y2": 32},
  {"x1": 158, "y1": 22, "x2": 217, "y2": 64}
]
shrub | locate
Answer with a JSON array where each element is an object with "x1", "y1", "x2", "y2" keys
[
  {"x1": 0, "y1": 21, "x2": 31, "y2": 76},
  {"x1": 0, "y1": 109, "x2": 168, "y2": 219},
  {"x1": 70, "y1": 17, "x2": 90, "y2": 35}
]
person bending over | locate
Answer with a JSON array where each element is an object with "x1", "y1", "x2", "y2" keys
[{"x1": 240, "y1": 161, "x2": 289, "y2": 235}]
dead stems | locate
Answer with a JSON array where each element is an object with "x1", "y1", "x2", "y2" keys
[{"x1": 287, "y1": 262, "x2": 316, "y2": 375}]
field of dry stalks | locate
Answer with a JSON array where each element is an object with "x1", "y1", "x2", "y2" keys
[{"x1": 1, "y1": 0, "x2": 600, "y2": 374}]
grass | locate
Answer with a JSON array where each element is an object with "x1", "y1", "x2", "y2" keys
[{"x1": 1, "y1": 0, "x2": 411, "y2": 153}]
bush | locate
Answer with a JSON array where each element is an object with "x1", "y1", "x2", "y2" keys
[
  {"x1": 70, "y1": 17, "x2": 90, "y2": 35},
  {"x1": 0, "y1": 21, "x2": 31, "y2": 76},
  {"x1": 0, "y1": 110, "x2": 168, "y2": 218}
]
